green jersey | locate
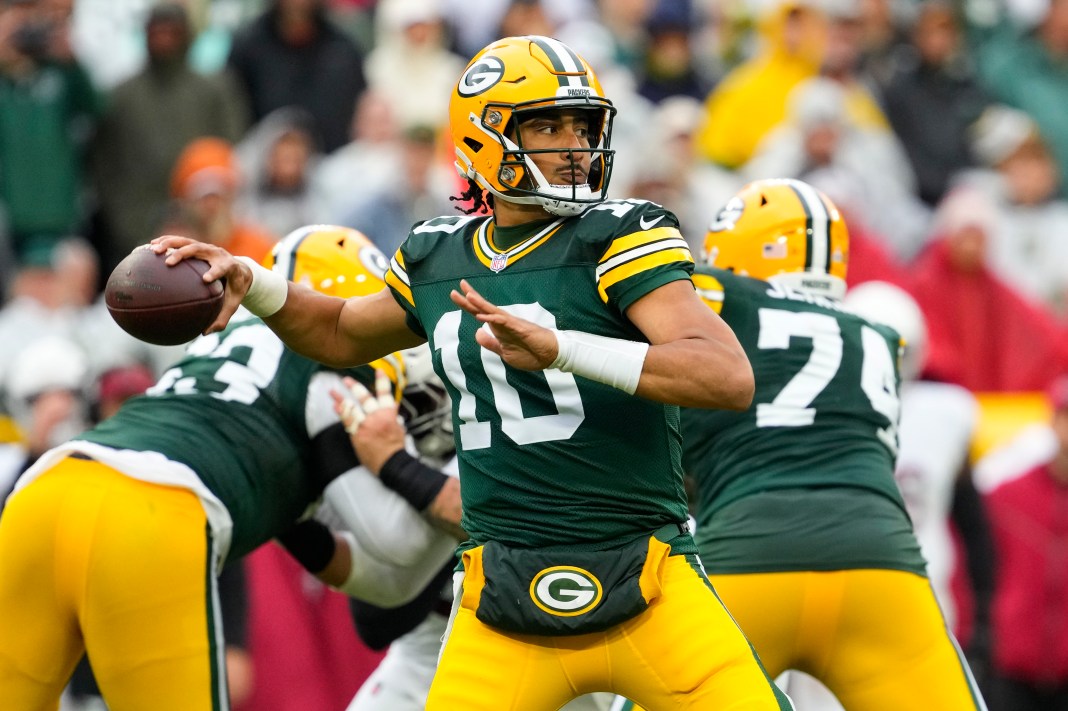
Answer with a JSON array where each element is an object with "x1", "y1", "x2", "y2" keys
[
  {"x1": 685, "y1": 267, "x2": 925, "y2": 574},
  {"x1": 385, "y1": 200, "x2": 695, "y2": 551},
  {"x1": 78, "y1": 312, "x2": 375, "y2": 561}
]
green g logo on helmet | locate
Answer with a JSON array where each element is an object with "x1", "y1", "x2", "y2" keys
[{"x1": 529, "y1": 566, "x2": 603, "y2": 617}]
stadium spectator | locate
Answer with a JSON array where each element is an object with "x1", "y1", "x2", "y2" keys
[
  {"x1": 226, "y1": 0, "x2": 367, "y2": 153},
  {"x1": 694, "y1": 0, "x2": 826, "y2": 169},
  {"x1": 744, "y1": 76, "x2": 929, "y2": 260},
  {"x1": 90, "y1": 1, "x2": 248, "y2": 276},
  {"x1": 909, "y1": 187, "x2": 1068, "y2": 391},
  {"x1": 313, "y1": 90, "x2": 404, "y2": 223},
  {"x1": 879, "y1": 0, "x2": 990, "y2": 206},
  {"x1": 953, "y1": 104, "x2": 1068, "y2": 315},
  {"x1": 981, "y1": 375, "x2": 1068, "y2": 710},
  {"x1": 236, "y1": 106, "x2": 326, "y2": 240},
  {"x1": 338, "y1": 124, "x2": 456, "y2": 257},
  {"x1": 634, "y1": 0, "x2": 711, "y2": 105},
  {"x1": 363, "y1": 0, "x2": 465, "y2": 136},
  {"x1": 168, "y1": 137, "x2": 277, "y2": 261},
  {"x1": 622, "y1": 96, "x2": 743, "y2": 248},
  {"x1": 976, "y1": 0, "x2": 1068, "y2": 199},
  {"x1": 0, "y1": 335, "x2": 91, "y2": 495},
  {"x1": 0, "y1": 0, "x2": 100, "y2": 267}
]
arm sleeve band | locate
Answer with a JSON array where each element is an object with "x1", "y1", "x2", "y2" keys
[
  {"x1": 378, "y1": 450, "x2": 449, "y2": 512},
  {"x1": 277, "y1": 518, "x2": 337, "y2": 574},
  {"x1": 549, "y1": 329, "x2": 649, "y2": 395},
  {"x1": 235, "y1": 256, "x2": 288, "y2": 317},
  {"x1": 309, "y1": 423, "x2": 361, "y2": 491}
]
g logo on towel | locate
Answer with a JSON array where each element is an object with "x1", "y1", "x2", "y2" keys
[{"x1": 529, "y1": 566, "x2": 603, "y2": 617}]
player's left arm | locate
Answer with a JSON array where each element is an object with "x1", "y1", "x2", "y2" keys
[{"x1": 625, "y1": 279, "x2": 753, "y2": 409}]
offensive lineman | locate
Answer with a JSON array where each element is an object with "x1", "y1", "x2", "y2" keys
[
  {"x1": 0, "y1": 227, "x2": 451, "y2": 710},
  {"x1": 154, "y1": 34, "x2": 791, "y2": 711},
  {"x1": 617, "y1": 179, "x2": 985, "y2": 711}
]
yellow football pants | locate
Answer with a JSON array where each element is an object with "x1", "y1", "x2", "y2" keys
[
  {"x1": 426, "y1": 553, "x2": 792, "y2": 710},
  {"x1": 0, "y1": 456, "x2": 227, "y2": 711},
  {"x1": 620, "y1": 569, "x2": 985, "y2": 711},
  {"x1": 712, "y1": 569, "x2": 985, "y2": 709}
]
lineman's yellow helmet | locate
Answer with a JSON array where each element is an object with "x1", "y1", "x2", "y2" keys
[
  {"x1": 704, "y1": 179, "x2": 849, "y2": 298},
  {"x1": 264, "y1": 225, "x2": 390, "y2": 299},
  {"x1": 450, "y1": 35, "x2": 616, "y2": 216}
]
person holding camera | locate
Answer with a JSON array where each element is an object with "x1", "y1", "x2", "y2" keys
[{"x1": 0, "y1": 0, "x2": 100, "y2": 269}]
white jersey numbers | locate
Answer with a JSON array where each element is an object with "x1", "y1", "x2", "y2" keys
[
  {"x1": 431, "y1": 303, "x2": 585, "y2": 451},
  {"x1": 756, "y1": 307, "x2": 900, "y2": 452},
  {"x1": 147, "y1": 322, "x2": 285, "y2": 405}
]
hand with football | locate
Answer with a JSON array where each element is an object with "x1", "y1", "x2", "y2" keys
[
  {"x1": 105, "y1": 244, "x2": 226, "y2": 345},
  {"x1": 149, "y1": 235, "x2": 256, "y2": 335}
]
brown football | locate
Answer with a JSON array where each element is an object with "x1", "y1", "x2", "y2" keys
[{"x1": 105, "y1": 246, "x2": 224, "y2": 346}]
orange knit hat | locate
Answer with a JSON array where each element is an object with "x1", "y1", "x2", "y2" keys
[{"x1": 170, "y1": 137, "x2": 240, "y2": 198}]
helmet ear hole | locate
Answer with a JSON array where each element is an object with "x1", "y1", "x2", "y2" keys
[{"x1": 464, "y1": 137, "x2": 483, "y2": 153}]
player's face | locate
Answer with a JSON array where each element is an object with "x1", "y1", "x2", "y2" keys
[{"x1": 516, "y1": 109, "x2": 594, "y2": 187}]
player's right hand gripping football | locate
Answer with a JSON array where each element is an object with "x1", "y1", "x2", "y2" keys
[{"x1": 150, "y1": 235, "x2": 253, "y2": 334}]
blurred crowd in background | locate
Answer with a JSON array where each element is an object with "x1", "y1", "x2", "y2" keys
[{"x1": 3, "y1": 0, "x2": 1068, "y2": 709}]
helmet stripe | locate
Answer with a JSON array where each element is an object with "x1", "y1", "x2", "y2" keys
[
  {"x1": 272, "y1": 225, "x2": 317, "y2": 280},
  {"x1": 529, "y1": 35, "x2": 591, "y2": 89},
  {"x1": 787, "y1": 180, "x2": 831, "y2": 275}
]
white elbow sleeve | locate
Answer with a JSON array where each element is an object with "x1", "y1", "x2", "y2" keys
[
  {"x1": 334, "y1": 530, "x2": 458, "y2": 607},
  {"x1": 324, "y1": 467, "x2": 440, "y2": 567}
]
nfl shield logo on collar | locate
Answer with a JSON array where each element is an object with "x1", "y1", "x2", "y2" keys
[{"x1": 490, "y1": 253, "x2": 508, "y2": 272}]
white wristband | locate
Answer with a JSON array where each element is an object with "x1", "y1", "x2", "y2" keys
[
  {"x1": 236, "y1": 256, "x2": 288, "y2": 317},
  {"x1": 549, "y1": 329, "x2": 649, "y2": 395}
]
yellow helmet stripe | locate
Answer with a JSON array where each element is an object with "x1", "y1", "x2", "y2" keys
[
  {"x1": 786, "y1": 179, "x2": 832, "y2": 275},
  {"x1": 528, "y1": 35, "x2": 591, "y2": 88},
  {"x1": 271, "y1": 224, "x2": 320, "y2": 278},
  {"x1": 597, "y1": 247, "x2": 694, "y2": 302}
]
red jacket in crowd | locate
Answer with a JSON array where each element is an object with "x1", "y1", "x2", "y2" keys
[{"x1": 986, "y1": 462, "x2": 1068, "y2": 685}]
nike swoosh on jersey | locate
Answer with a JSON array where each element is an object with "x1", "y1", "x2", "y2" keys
[{"x1": 639, "y1": 215, "x2": 664, "y2": 230}]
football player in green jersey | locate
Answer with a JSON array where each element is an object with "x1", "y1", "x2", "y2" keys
[
  {"x1": 617, "y1": 179, "x2": 986, "y2": 711},
  {"x1": 153, "y1": 34, "x2": 793, "y2": 711},
  {"x1": 0, "y1": 226, "x2": 458, "y2": 711}
]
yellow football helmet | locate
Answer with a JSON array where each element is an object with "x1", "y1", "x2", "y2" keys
[
  {"x1": 266, "y1": 224, "x2": 406, "y2": 397},
  {"x1": 264, "y1": 224, "x2": 390, "y2": 299},
  {"x1": 450, "y1": 35, "x2": 616, "y2": 216},
  {"x1": 703, "y1": 178, "x2": 849, "y2": 298}
]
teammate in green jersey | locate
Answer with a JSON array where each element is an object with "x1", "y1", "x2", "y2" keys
[
  {"x1": 0, "y1": 226, "x2": 455, "y2": 711},
  {"x1": 153, "y1": 34, "x2": 792, "y2": 711},
  {"x1": 618, "y1": 179, "x2": 986, "y2": 711}
]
